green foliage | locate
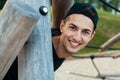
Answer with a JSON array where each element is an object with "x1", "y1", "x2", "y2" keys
[{"x1": 77, "y1": 9, "x2": 120, "y2": 54}]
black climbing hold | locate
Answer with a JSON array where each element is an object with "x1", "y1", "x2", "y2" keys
[{"x1": 39, "y1": 6, "x2": 48, "y2": 15}]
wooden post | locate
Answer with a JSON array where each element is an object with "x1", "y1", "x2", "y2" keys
[
  {"x1": 18, "y1": 0, "x2": 54, "y2": 80},
  {"x1": 0, "y1": 0, "x2": 39, "y2": 79},
  {"x1": 52, "y1": 0, "x2": 74, "y2": 28},
  {"x1": 100, "y1": 33, "x2": 120, "y2": 52}
]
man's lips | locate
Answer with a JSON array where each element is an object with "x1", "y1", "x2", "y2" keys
[{"x1": 69, "y1": 40, "x2": 82, "y2": 48}]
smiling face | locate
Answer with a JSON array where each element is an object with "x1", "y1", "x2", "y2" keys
[{"x1": 60, "y1": 14, "x2": 95, "y2": 55}]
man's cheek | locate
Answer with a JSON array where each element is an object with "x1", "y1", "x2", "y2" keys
[
  {"x1": 84, "y1": 38, "x2": 91, "y2": 44},
  {"x1": 65, "y1": 31, "x2": 74, "y2": 36}
]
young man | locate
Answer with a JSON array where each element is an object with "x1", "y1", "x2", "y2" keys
[
  {"x1": 4, "y1": 3, "x2": 98, "y2": 80},
  {"x1": 53, "y1": 3, "x2": 98, "y2": 71}
]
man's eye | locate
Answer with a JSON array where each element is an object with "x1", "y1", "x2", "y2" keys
[
  {"x1": 83, "y1": 31, "x2": 90, "y2": 35},
  {"x1": 69, "y1": 26, "x2": 77, "y2": 31}
]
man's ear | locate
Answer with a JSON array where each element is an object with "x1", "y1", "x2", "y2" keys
[{"x1": 60, "y1": 20, "x2": 65, "y2": 33}]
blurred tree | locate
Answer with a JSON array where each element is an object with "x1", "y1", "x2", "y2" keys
[
  {"x1": 50, "y1": 0, "x2": 52, "y2": 5},
  {"x1": 74, "y1": 0, "x2": 120, "y2": 14},
  {"x1": 109, "y1": 0, "x2": 120, "y2": 14},
  {"x1": 101, "y1": 0, "x2": 112, "y2": 12},
  {"x1": 0, "y1": 0, "x2": 6, "y2": 10},
  {"x1": 75, "y1": 0, "x2": 85, "y2": 3}
]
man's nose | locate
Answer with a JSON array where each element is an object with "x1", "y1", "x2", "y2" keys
[{"x1": 74, "y1": 31, "x2": 82, "y2": 42}]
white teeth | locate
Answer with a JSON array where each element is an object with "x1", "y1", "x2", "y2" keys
[
  {"x1": 70, "y1": 41, "x2": 79, "y2": 46},
  {"x1": 71, "y1": 42, "x2": 79, "y2": 46}
]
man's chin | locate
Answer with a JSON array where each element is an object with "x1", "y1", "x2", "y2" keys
[
  {"x1": 68, "y1": 47, "x2": 84, "y2": 54},
  {"x1": 68, "y1": 50, "x2": 79, "y2": 55}
]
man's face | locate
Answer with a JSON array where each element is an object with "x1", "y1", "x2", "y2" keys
[{"x1": 60, "y1": 14, "x2": 95, "y2": 55}]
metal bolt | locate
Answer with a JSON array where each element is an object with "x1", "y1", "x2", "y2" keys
[{"x1": 39, "y1": 6, "x2": 48, "y2": 15}]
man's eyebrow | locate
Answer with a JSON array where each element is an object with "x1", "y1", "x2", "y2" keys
[
  {"x1": 83, "y1": 29, "x2": 92, "y2": 32},
  {"x1": 69, "y1": 23, "x2": 78, "y2": 28}
]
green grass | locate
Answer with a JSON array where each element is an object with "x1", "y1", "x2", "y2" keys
[{"x1": 77, "y1": 9, "x2": 120, "y2": 55}]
